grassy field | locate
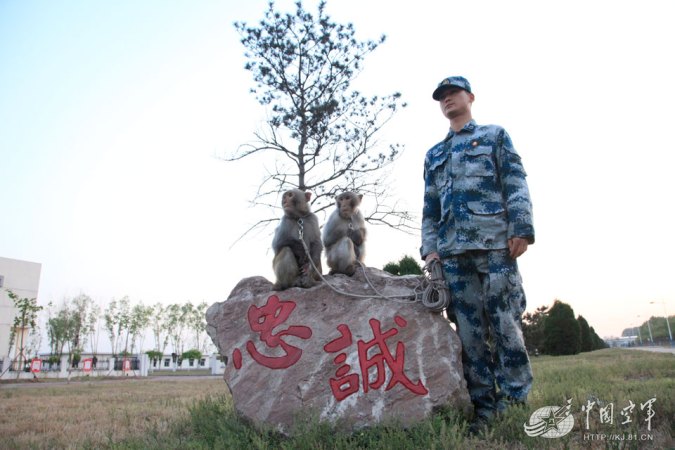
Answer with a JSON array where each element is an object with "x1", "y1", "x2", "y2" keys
[{"x1": 0, "y1": 348, "x2": 672, "y2": 449}]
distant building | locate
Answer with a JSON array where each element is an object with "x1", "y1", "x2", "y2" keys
[
  {"x1": 0, "y1": 257, "x2": 42, "y2": 366},
  {"x1": 605, "y1": 336, "x2": 638, "y2": 348}
]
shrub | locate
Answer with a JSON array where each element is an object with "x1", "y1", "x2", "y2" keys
[
  {"x1": 383, "y1": 255, "x2": 423, "y2": 276},
  {"x1": 398, "y1": 256, "x2": 423, "y2": 275},
  {"x1": 383, "y1": 262, "x2": 400, "y2": 275},
  {"x1": 146, "y1": 350, "x2": 163, "y2": 362},
  {"x1": 182, "y1": 349, "x2": 202, "y2": 361}
]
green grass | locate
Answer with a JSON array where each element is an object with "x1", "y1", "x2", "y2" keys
[{"x1": 113, "y1": 348, "x2": 673, "y2": 449}]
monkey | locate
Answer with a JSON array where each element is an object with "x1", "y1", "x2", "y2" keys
[
  {"x1": 272, "y1": 189, "x2": 323, "y2": 290},
  {"x1": 322, "y1": 191, "x2": 367, "y2": 276}
]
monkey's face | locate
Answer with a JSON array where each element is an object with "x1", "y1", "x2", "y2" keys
[
  {"x1": 282, "y1": 190, "x2": 310, "y2": 218},
  {"x1": 282, "y1": 191, "x2": 296, "y2": 211},
  {"x1": 337, "y1": 193, "x2": 358, "y2": 220}
]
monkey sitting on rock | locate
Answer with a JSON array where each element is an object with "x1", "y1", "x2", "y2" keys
[
  {"x1": 322, "y1": 191, "x2": 367, "y2": 276},
  {"x1": 272, "y1": 189, "x2": 323, "y2": 290}
]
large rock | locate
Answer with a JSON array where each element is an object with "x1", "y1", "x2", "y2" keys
[{"x1": 206, "y1": 267, "x2": 471, "y2": 434}]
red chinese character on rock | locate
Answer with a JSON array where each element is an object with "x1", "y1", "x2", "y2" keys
[
  {"x1": 240, "y1": 295, "x2": 312, "y2": 369},
  {"x1": 232, "y1": 348, "x2": 242, "y2": 369},
  {"x1": 324, "y1": 324, "x2": 359, "y2": 401},
  {"x1": 358, "y1": 316, "x2": 428, "y2": 396},
  {"x1": 323, "y1": 316, "x2": 428, "y2": 401}
]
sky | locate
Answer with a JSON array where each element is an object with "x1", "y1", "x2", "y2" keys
[{"x1": 1, "y1": 0, "x2": 674, "y2": 340}]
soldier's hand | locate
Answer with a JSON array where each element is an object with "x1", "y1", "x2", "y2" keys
[
  {"x1": 425, "y1": 252, "x2": 441, "y2": 263},
  {"x1": 508, "y1": 238, "x2": 529, "y2": 259}
]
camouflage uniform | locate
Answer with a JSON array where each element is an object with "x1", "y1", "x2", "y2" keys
[{"x1": 421, "y1": 109, "x2": 535, "y2": 419}]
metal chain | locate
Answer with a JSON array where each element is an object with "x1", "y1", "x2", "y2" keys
[
  {"x1": 293, "y1": 218, "x2": 451, "y2": 312},
  {"x1": 293, "y1": 221, "x2": 425, "y2": 304}
]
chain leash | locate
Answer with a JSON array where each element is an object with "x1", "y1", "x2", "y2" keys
[{"x1": 294, "y1": 219, "x2": 450, "y2": 311}]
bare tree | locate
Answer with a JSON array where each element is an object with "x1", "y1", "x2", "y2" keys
[
  {"x1": 68, "y1": 293, "x2": 94, "y2": 362},
  {"x1": 103, "y1": 296, "x2": 131, "y2": 357},
  {"x1": 86, "y1": 302, "x2": 101, "y2": 358},
  {"x1": 46, "y1": 300, "x2": 71, "y2": 364},
  {"x1": 129, "y1": 303, "x2": 153, "y2": 354},
  {"x1": 186, "y1": 301, "x2": 209, "y2": 354},
  {"x1": 165, "y1": 303, "x2": 188, "y2": 356},
  {"x1": 150, "y1": 303, "x2": 170, "y2": 355},
  {"x1": 229, "y1": 1, "x2": 413, "y2": 237}
]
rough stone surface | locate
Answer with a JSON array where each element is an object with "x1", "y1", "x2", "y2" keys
[{"x1": 206, "y1": 267, "x2": 471, "y2": 434}]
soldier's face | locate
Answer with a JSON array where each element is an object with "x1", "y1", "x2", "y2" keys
[{"x1": 438, "y1": 88, "x2": 474, "y2": 119}]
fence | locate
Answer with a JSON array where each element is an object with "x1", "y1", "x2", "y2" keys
[
  {"x1": 0, "y1": 353, "x2": 226, "y2": 379},
  {"x1": 150, "y1": 356, "x2": 209, "y2": 371},
  {"x1": 0, "y1": 354, "x2": 148, "y2": 380},
  {"x1": 113, "y1": 357, "x2": 139, "y2": 371}
]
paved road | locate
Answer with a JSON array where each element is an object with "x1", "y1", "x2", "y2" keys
[{"x1": 623, "y1": 346, "x2": 675, "y2": 354}]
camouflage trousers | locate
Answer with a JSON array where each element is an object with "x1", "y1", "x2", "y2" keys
[{"x1": 441, "y1": 249, "x2": 533, "y2": 418}]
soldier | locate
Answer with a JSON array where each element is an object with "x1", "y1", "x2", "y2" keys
[{"x1": 420, "y1": 76, "x2": 535, "y2": 434}]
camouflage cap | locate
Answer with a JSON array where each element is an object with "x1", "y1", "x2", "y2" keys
[{"x1": 432, "y1": 76, "x2": 472, "y2": 100}]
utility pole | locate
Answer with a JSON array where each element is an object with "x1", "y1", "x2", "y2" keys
[{"x1": 650, "y1": 300, "x2": 673, "y2": 344}]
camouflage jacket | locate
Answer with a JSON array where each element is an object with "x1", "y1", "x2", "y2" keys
[{"x1": 421, "y1": 120, "x2": 534, "y2": 258}]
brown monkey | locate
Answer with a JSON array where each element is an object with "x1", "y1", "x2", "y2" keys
[
  {"x1": 272, "y1": 189, "x2": 323, "y2": 290},
  {"x1": 322, "y1": 192, "x2": 366, "y2": 276}
]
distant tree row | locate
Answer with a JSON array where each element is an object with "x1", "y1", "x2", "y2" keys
[
  {"x1": 380, "y1": 260, "x2": 606, "y2": 356},
  {"x1": 522, "y1": 299, "x2": 607, "y2": 356},
  {"x1": 621, "y1": 315, "x2": 674, "y2": 344},
  {"x1": 7, "y1": 292, "x2": 214, "y2": 364}
]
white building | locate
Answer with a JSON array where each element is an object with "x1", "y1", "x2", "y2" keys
[{"x1": 0, "y1": 257, "x2": 42, "y2": 368}]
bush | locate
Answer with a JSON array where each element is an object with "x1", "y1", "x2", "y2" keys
[
  {"x1": 383, "y1": 262, "x2": 400, "y2": 275},
  {"x1": 146, "y1": 350, "x2": 163, "y2": 362},
  {"x1": 383, "y1": 255, "x2": 423, "y2": 276},
  {"x1": 182, "y1": 349, "x2": 202, "y2": 361},
  {"x1": 398, "y1": 256, "x2": 423, "y2": 275}
]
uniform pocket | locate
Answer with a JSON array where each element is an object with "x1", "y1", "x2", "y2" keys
[
  {"x1": 439, "y1": 179, "x2": 453, "y2": 221},
  {"x1": 426, "y1": 148, "x2": 451, "y2": 191},
  {"x1": 434, "y1": 170, "x2": 451, "y2": 191},
  {"x1": 466, "y1": 201, "x2": 505, "y2": 215},
  {"x1": 427, "y1": 146, "x2": 449, "y2": 172},
  {"x1": 507, "y1": 272, "x2": 526, "y2": 317},
  {"x1": 465, "y1": 201, "x2": 507, "y2": 247},
  {"x1": 464, "y1": 145, "x2": 495, "y2": 177}
]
